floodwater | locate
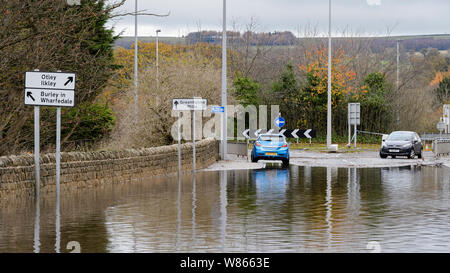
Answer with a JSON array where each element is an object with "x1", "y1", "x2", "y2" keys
[{"x1": 0, "y1": 165, "x2": 449, "y2": 253}]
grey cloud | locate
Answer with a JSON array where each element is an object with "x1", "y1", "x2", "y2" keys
[{"x1": 107, "y1": 0, "x2": 450, "y2": 36}]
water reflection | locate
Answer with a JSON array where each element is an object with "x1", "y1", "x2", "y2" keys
[
  {"x1": 1, "y1": 165, "x2": 450, "y2": 253},
  {"x1": 220, "y1": 171, "x2": 227, "y2": 252},
  {"x1": 33, "y1": 197, "x2": 40, "y2": 253},
  {"x1": 325, "y1": 168, "x2": 332, "y2": 249},
  {"x1": 191, "y1": 171, "x2": 197, "y2": 246}
]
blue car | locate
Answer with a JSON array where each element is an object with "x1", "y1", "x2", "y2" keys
[{"x1": 251, "y1": 134, "x2": 290, "y2": 166}]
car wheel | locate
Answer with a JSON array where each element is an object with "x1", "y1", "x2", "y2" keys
[
  {"x1": 251, "y1": 154, "x2": 257, "y2": 163},
  {"x1": 418, "y1": 150, "x2": 423, "y2": 159},
  {"x1": 408, "y1": 149, "x2": 415, "y2": 159},
  {"x1": 282, "y1": 159, "x2": 289, "y2": 167},
  {"x1": 380, "y1": 154, "x2": 387, "y2": 159},
  {"x1": 392, "y1": 156, "x2": 396, "y2": 159}
]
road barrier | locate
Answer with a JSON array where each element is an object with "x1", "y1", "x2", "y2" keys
[
  {"x1": 421, "y1": 133, "x2": 450, "y2": 141},
  {"x1": 226, "y1": 142, "x2": 248, "y2": 157}
]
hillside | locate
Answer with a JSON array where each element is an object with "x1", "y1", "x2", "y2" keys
[{"x1": 115, "y1": 33, "x2": 450, "y2": 52}]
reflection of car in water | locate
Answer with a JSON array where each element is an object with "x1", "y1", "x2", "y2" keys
[
  {"x1": 253, "y1": 168, "x2": 290, "y2": 198},
  {"x1": 251, "y1": 134, "x2": 289, "y2": 166},
  {"x1": 380, "y1": 131, "x2": 423, "y2": 159}
]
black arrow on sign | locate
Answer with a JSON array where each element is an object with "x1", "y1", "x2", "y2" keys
[
  {"x1": 27, "y1": 91, "x2": 35, "y2": 102},
  {"x1": 64, "y1": 77, "x2": 74, "y2": 86}
]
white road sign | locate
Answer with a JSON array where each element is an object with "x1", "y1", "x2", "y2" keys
[
  {"x1": 25, "y1": 89, "x2": 75, "y2": 107},
  {"x1": 173, "y1": 98, "x2": 207, "y2": 111},
  {"x1": 25, "y1": 71, "x2": 76, "y2": 90},
  {"x1": 348, "y1": 103, "x2": 361, "y2": 125}
]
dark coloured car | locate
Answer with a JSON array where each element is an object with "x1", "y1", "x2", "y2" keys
[{"x1": 380, "y1": 131, "x2": 423, "y2": 159}]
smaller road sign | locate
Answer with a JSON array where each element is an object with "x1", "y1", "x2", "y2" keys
[
  {"x1": 348, "y1": 103, "x2": 361, "y2": 126},
  {"x1": 242, "y1": 129, "x2": 250, "y2": 139},
  {"x1": 25, "y1": 89, "x2": 75, "y2": 107},
  {"x1": 173, "y1": 98, "x2": 207, "y2": 111},
  {"x1": 212, "y1": 106, "x2": 225, "y2": 113},
  {"x1": 275, "y1": 117, "x2": 286, "y2": 128},
  {"x1": 437, "y1": 121, "x2": 446, "y2": 132},
  {"x1": 25, "y1": 72, "x2": 76, "y2": 90}
]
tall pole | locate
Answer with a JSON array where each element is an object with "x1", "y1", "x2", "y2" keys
[
  {"x1": 134, "y1": 0, "x2": 138, "y2": 124},
  {"x1": 55, "y1": 106, "x2": 61, "y2": 253},
  {"x1": 327, "y1": 0, "x2": 332, "y2": 149},
  {"x1": 156, "y1": 29, "x2": 160, "y2": 89},
  {"x1": 396, "y1": 40, "x2": 400, "y2": 125},
  {"x1": 221, "y1": 0, "x2": 227, "y2": 160},
  {"x1": 34, "y1": 69, "x2": 40, "y2": 198},
  {"x1": 193, "y1": 108, "x2": 196, "y2": 171},
  {"x1": 34, "y1": 106, "x2": 40, "y2": 196}
]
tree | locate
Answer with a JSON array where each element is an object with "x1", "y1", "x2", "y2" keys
[
  {"x1": 356, "y1": 72, "x2": 392, "y2": 133},
  {"x1": 298, "y1": 46, "x2": 357, "y2": 135},
  {"x1": 233, "y1": 75, "x2": 260, "y2": 107},
  {"x1": 435, "y1": 77, "x2": 450, "y2": 104},
  {"x1": 271, "y1": 63, "x2": 300, "y2": 128},
  {"x1": 0, "y1": 0, "x2": 125, "y2": 155}
]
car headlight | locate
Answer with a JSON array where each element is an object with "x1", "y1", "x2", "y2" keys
[{"x1": 402, "y1": 143, "x2": 412, "y2": 148}]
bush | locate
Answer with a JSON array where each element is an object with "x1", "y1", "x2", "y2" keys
[{"x1": 63, "y1": 102, "x2": 115, "y2": 142}]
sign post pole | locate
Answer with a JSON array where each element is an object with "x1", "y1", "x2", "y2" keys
[
  {"x1": 55, "y1": 106, "x2": 61, "y2": 253},
  {"x1": 173, "y1": 98, "x2": 207, "y2": 173},
  {"x1": 178, "y1": 111, "x2": 181, "y2": 176},
  {"x1": 56, "y1": 120, "x2": 61, "y2": 188},
  {"x1": 34, "y1": 105, "x2": 40, "y2": 197},
  {"x1": 348, "y1": 109, "x2": 351, "y2": 147},
  {"x1": 192, "y1": 107, "x2": 196, "y2": 172}
]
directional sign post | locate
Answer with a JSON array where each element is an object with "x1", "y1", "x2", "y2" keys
[
  {"x1": 25, "y1": 71, "x2": 76, "y2": 199},
  {"x1": 348, "y1": 103, "x2": 361, "y2": 148},
  {"x1": 25, "y1": 70, "x2": 76, "y2": 253},
  {"x1": 173, "y1": 98, "x2": 207, "y2": 173},
  {"x1": 437, "y1": 119, "x2": 446, "y2": 138}
]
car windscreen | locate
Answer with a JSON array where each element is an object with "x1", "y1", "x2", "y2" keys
[
  {"x1": 259, "y1": 136, "x2": 285, "y2": 142},
  {"x1": 387, "y1": 132, "x2": 413, "y2": 141}
]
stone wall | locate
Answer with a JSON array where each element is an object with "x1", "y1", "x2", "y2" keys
[{"x1": 0, "y1": 138, "x2": 219, "y2": 198}]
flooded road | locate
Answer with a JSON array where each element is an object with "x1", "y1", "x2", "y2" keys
[{"x1": 0, "y1": 165, "x2": 449, "y2": 253}]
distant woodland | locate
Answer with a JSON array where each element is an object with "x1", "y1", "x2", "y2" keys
[{"x1": 115, "y1": 31, "x2": 450, "y2": 52}]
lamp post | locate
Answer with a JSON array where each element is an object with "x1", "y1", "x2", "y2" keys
[
  {"x1": 131, "y1": 1, "x2": 169, "y2": 124},
  {"x1": 134, "y1": 0, "x2": 138, "y2": 124},
  {"x1": 327, "y1": 0, "x2": 332, "y2": 149},
  {"x1": 221, "y1": 0, "x2": 227, "y2": 160},
  {"x1": 396, "y1": 40, "x2": 401, "y2": 125},
  {"x1": 156, "y1": 29, "x2": 161, "y2": 89}
]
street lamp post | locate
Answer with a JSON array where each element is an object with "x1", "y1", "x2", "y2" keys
[
  {"x1": 396, "y1": 40, "x2": 401, "y2": 125},
  {"x1": 221, "y1": 0, "x2": 227, "y2": 160},
  {"x1": 327, "y1": 0, "x2": 332, "y2": 149},
  {"x1": 156, "y1": 29, "x2": 161, "y2": 90},
  {"x1": 134, "y1": 0, "x2": 138, "y2": 125}
]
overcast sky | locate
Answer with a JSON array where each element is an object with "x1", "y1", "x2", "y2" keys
[{"x1": 107, "y1": 0, "x2": 450, "y2": 37}]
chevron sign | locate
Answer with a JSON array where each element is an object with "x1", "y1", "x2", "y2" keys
[{"x1": 242, "y1": 129, "x2": 316, "y2": 139}]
